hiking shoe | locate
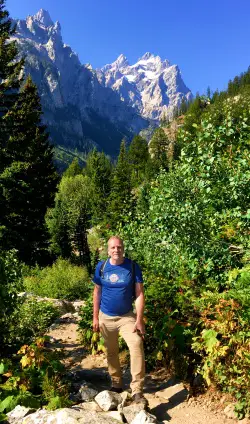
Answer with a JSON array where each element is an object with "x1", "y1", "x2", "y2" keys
[
  {"x1": 110, "y1": 387, "x2": 123, "y2": 393},
  {"x1": 132, "y1": 392, "x2": 148, "y2": 406}
]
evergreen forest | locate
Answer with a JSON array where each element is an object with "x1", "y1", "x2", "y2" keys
[{"x1": 0, "y1": 0, "x2": 250, "y2": 419}]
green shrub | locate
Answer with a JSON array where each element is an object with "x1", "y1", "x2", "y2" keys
[
  {"x1": 192, "y1": 268, "x2": 250, "y2": 418},
  {"x1": 9, "y1": 299, "x2": 60, "y2": 346},
  {"x1": 24, "y1": 258, "x2": 91, "y2": 300},
  {"x1": 0, "y1": 338, "x2": 70, "y2": 414},
  {"x1": 0, "y1": 250, "x2": 23, "y2": 354}
]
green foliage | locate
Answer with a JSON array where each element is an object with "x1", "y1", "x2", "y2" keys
[
  {"x1": 85, "y1": 149, "x2": 112, "y2": 225},
  {"x1": 87, "y1": 226, "x2": 108, "y2": 270},
  {"x1": 0, "y1": 250, "x2": 23, "y2": 353},
  {"x1": 0, "y1": 338, "x2": 70, "y2": 413},
  {"x1": 120, "y1": 90, "x2": 250, "y2": 415},
  {"x1": 46, "y1": 174, "x2": 91, "y2": 268},
  {"x1": 10, "y1": 299, "x2": 60, "y2": 346},
  {"x1": 192, "y1": 268, "x2": 250, "y2": 418},
  {"x1": 108, "y1": 140, "x2": 132, "y2": 229},
  {"x1": 0, "y1": 76, "x2": 58, "y2": 265},
  {"x1": 24, "y1": 258, "x2": 91, "y2": 300},
  {"x1": 128, "y1": 135, "x2": 149, "y2": 186},
  {"x1": 182, "y1": 95, "x2": 209, "y2": 134},
  {"x1": 63, "y1": 158, "x2": 82, "y2": 177},
  {"x1": 149, "y1": 127, "x2": 170, "y2": 172}
]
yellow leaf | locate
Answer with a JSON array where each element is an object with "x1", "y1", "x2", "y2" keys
[
  {"x1": 20, "y1": 355, "x2": 32, "y2": 368},
  {"x1": 156, "y1": 351, "x2": 163, "y2": 361}
]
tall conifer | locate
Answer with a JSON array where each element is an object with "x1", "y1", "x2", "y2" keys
[
  {"x1": 0, "y1": 76, "x2": 58, "y2": 264},
  {"x1": 128, "y1": 135, "x2": 149, "y2": 187},
  {"x1": 86, "y1": 149, "x2": 112, "y2": 224},
  {"x1": 108, "y1": 140, "x2": 131, "y2": 228}
]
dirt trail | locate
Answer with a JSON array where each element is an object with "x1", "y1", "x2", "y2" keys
[{"x1": 47, "y1": 316, "x2": 241, "y2": 424}]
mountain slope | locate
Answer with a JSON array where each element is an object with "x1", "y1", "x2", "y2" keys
[
  {"x1": 13, "y1": 9, "x2": 148, "y2": 156},
  {"x1": 97, "y1": 52, "x2": 192, "y2": 121},
  {"x1": 12, "y1": 9, "x2": 192, "y2": 157}
]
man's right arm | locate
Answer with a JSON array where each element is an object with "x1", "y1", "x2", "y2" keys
[{"x1": 93, "y1": 284, "x2": 102, "y2": 332}]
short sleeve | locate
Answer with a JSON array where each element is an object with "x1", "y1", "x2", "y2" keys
[
  {"x1": 92, "y1": 261, "x2": 103, "y2": 286},
  {"x1": 134, "y1": 262, "x2": 143, "y2": 283}
]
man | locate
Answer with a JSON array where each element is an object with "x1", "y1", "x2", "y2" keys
[{"x1": 92, "y1": 235, "x2": 147, "y2": 404}]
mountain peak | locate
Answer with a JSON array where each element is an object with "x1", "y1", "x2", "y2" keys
[
  {"x1": 138, "y1": 52, "x2": 155, "y2": 61},
  {"x1": 33, "y1": 9, "x2": 53, "y2": 27},
  {"x1": 114, "y1": 54, "x2": 129, "y2": 68}
]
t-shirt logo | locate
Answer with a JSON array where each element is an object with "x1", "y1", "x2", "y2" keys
[{"x1": 109, "y1": 273, "x2": 119, "y2": 283}]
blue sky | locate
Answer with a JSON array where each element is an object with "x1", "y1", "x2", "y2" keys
[{"x1": 7, "y1": 0, "x2": 250, "y2": 96}]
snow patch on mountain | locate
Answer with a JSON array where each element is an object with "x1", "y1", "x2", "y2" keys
[{"x1": 98, "y1": 52, "x2": 192, "y2": 121}]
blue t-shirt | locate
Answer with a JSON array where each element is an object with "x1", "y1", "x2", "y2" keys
[{"x1": 93, "y1": 258, "x2": 143, "y2": 316}]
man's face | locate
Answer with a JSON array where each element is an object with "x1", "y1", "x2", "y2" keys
[{"x1": 108, "y1": 238, "x2": 124, "y2": 262}]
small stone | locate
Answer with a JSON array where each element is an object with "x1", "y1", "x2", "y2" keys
[
  {"x1": 77, "y1": 382, "x2": 98, "y2": 401},
  {"x1": 7, "y1": 405, "x2": 35, "y2": 421},
  {"x1": 122, "y1": 403, "x2": 146, "y2": 423},
  {"x1": 224, "y1": 403, "x2": 237, "y2": 419},
  {"x1": 95, "y1": 390, "x2": 122, "y2": 412},
  {"x1": 73, "y1": 300, "x2": 86, "y2": 312},
  {"x1": 131, "y1": 410, "x2": 158, "y2": 424},
  {"x1": 155, "y1": 383, "x2": 188, "y2": 403},
  {"x1": 220, "y1": 395, "x2": 227, "y2": 404}
]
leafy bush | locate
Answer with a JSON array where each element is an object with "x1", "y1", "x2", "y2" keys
[
  {"x1": 23, "y1": 258, "x2": 91, "y2": 300},
  {"x1": 119, "y1": 93, "x2": 250, "y2": 415},
  {"x1": 0, "y1": 338, "x2": 70, "y2": 414},
  {"x1": 9, "y1": 299, "x2": 60, "y2": 347},
  {"x1": 0, "y1": 251, "x2": 23, "y2": 354},
  {"x1": 193, "y1": 266, "x2": 250, "y2": 418}
]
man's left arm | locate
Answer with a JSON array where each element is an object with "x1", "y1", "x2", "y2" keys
[{"x1": 133, "y1": 282, "x2": 145, "y2": 336}]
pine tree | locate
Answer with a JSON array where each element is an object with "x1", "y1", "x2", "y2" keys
[
  {"x1": 86, "y1": 149, "x2": 112, "y2": 225},
  {"x1": 108, "y1": 140, "x2": 131, "y2": 228},
  {"x1": 0, "y1": 0, "x2": 24, "y2": 170},
  {"x1": 0, "y1": 1, "x2": 24, "y2": 242},
  {"x1": 128, "y1": 135, "x2": 149, "y2": 187},
  {"x1": 46, "y1": 174, "x2": 92, "y2": 270},
  {"x1": 0, "y1": 76, "x2": 58, "y2": 264},
  {"x1": 64, "y1": 157, "x2": 82, "y2": 177},
  {"x1": 149, "y1": 127, "x2": 170, "y2": 172}
]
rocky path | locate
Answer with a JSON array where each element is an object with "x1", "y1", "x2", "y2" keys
[{"x1": 46, "y1": 313, "x2": 243, "y2": 424}]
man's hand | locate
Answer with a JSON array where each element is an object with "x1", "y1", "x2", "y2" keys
[
  {"x1": 93, "y1": 318, "x2": 99, "y2": 332},
  {"x1": 133, "y1": 319, "x2": 145, "y2": 338}
]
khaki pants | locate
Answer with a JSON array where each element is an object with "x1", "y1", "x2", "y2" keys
[{"x1": 99, "y1": 310, "x2": 145, "y2": 395}]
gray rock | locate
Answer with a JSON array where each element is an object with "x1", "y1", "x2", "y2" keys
[
  {"x1": 72, "y1": 401, "x2": 102, "y2": 412},
  {"x1": 7, "y1": 405, "x2": 35, "y2": 422},
  {"x1": 95, "y1": 390, "x2": 122, "y2": 411},
  {"x1": 155, "y1": 382, "x2": 188, "y2": 404},
  {"x1": 77, "y1": 411, "x2": 123, "y2": 424},
  {"x1": 122, "y1": 403, "x2": 146, "y2": 423},
  {"x1": 103, "y1": 410, "x2": 125, "y2": 422},
  {"x1": 21, "y1": 408, "x2": 82, "y2": 424},
  {"x1": 131, "y1": 410, "x2": 158, "y2": 424},
  {"x1": 77, "y1": 382, "x2": 98, "y2": 401},
  {"x1": 73, "y1": 301, "x2": 86, "y2": 312}
]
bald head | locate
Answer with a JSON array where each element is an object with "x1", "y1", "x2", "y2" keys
[
  {"x1": 108, "y1": 236, "x2": 124, "y2": 249},
  {"x1": 108, "y1": 236, "x2": 124, "y2": 264}
]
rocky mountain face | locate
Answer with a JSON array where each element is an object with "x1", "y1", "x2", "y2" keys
[
  {"x1": 12, "y1": 9, "x2": 192, "y2": 158},
  {"x1": 13, "y1": 10, "x2": 148, "y2": 157},
  {"x1": 97, "y1": 52, "x2": 192, "y2": 121}
]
